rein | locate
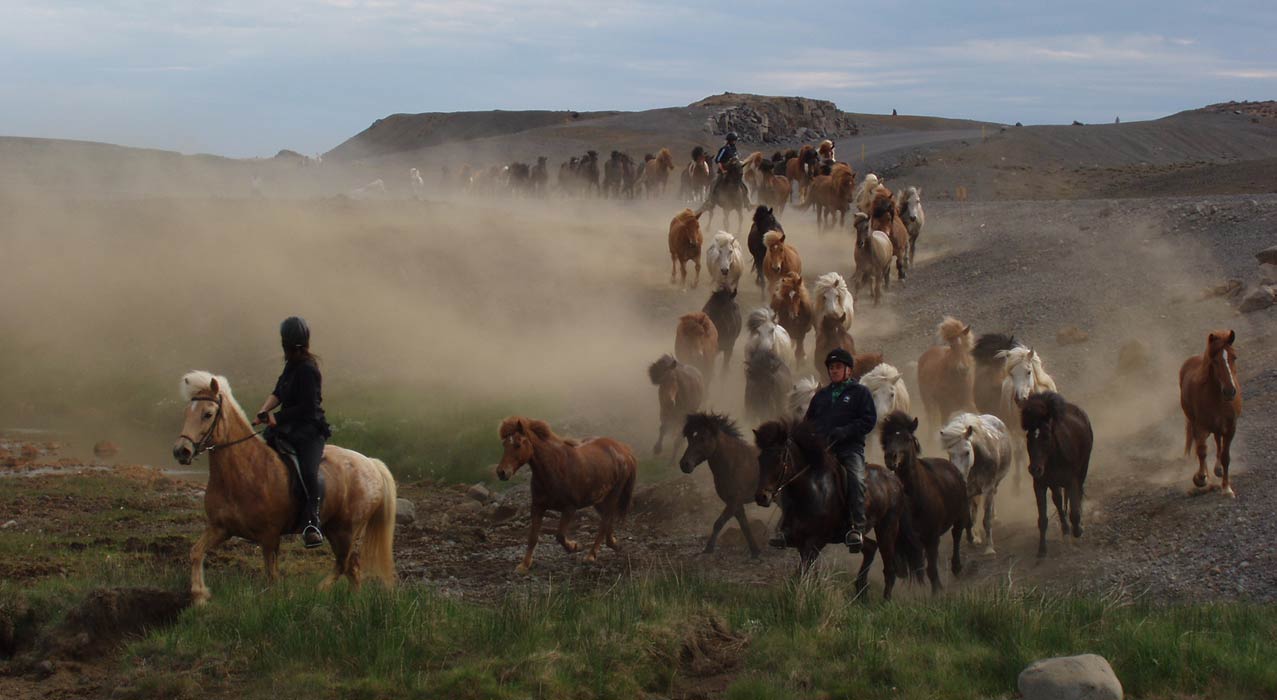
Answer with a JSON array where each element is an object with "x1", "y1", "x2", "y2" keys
[
  {"x1": 771, "y1": 439, "x2": 811, "y2": 499},
  {"x1": 180, "y1": 396, "x2": 265, "y2": 460}
]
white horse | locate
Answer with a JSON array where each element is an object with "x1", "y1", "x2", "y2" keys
[
  {"x1": 705, "y1": 231, "x2": 744, "y2": 293},
  {"x1": 940, "y1": 413, "x2": 1013, "y2": 555},
  {"x1": 409, "y1": 168, "x2": 425, "y2": 199},
  {"x1": 860, "y1": 363, "x2": 910, "y2": 460},
  {"x1": 998, "y1": 346, "x2": 1057, "y2": 490},
  {"x1": 788, "y1": 375, "x2": 820, "y2": 419},
  {"x1": 744, "y1": 307, "x2": 795, "y2": 368},
  {"x1": 349, "y1": 179, "x2": 386, "y2": 200},
  {"x1": 854, "y1": 173, "x2": 881, "y2": 215},
  {"x1": 812, "y1": 271, "x2": 855, "y2": 335},
  {"x1": 896, "y1": 186, "x2": 925, "y2": 267}
]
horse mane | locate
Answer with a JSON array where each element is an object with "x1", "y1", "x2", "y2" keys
[
  {"x1": 180, "y1": 371, "x2": 252, "y2": 426},
  {"x1": 752, "y1": 205, "x2": 781, "y2": 231},
  {"x1": 936, "y1": 316, "x2": 973, "y2": 348},
  {"x1": 789, "y1": 376, "x2": 820, "y2": 416},
  {"x1": 972, "y1": 333, "x2": 1019, "y2": 364},
  {"x1": 678, "y1": 312, "x2": 715, "y2": 339},
  {"x1": 753, "y1": 419, "x2": 830, "y2": 470},
  {"x1": 860, "y1": 363, "x2": 902, "y2": 393},
  {"x1": 880, "y1": 410, "x2": 918, "y2": 440},
  {"x1": 673, "y1": 208, "x2": 698, "y2": 226},
  {"x1": 784, "y1": 149, "x2": 798, "y2": 160},
  {"x1": 998, "y1": 347, "x2": 1057, "y2": 392},
  {"x1": 648, "y1": 354, "x2": 680, "y2": 385},
  {"x1": 499, "y1": 415, "x2": 571, "y2": 444},
  {"x1": 818, "y1": 139, "x2": 833, "y2": 152},
  {"x1": 762, "y1": 230, "x2": 785, "y2": 247},
  {"x1": 813, "y1": 271, "x2": 849, "y2": 301},
  {"x1": 684, "y1": 412, "x2": 743, "y2": 440},
  {"x1": 747, "y1": 307, "x2": 779, "y2": 334},
  {"x1": 712, "y1": 231, "x2": 737, "y2": 250},
  {"x1": 1019, "y1": 392, "x2": 1068, "y2": 430},
  {"x1": 939, "y1": 413, "x2": 987, "y2": 451}
]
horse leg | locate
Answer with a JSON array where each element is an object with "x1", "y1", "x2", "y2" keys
[
  {"x1": 1191, "y1": 427, "x2": 1209, "y2": 489},
  {"x1": 190, "y1": 525, "x2": 229, "y2": 606},
  {"x1": 555, "y1": 508, "x2": 580, "y2": 553},
  {"x1": 968, "y1": 492, "x2": 980, "y2": 545},
  {"x1": 798, "y1": 545, "x2": 821, "y2": 577},
  {"x1": 319, "y1": 526, "x2": 354, "y2": 590},
  {"x1": 950, "y1": 524, "x2": 963, "y2": 578},
  {"x1": 703, "y1": 505, "x2": 734, "y2": 554},
  {"x1": 585, "y1": 511, "x2": 611, "y2": 563},
  {"x1": 1067, "y1": 481, "x2": 1084, "y2": 538},
  {"x1": 1050, "y1": 487, "x2": 1068, "y2": 543},
  {"x1": 260, "y1": 533, "x2": 282, "y2": 584},
  {"x1": 516, "y1": 506, "x2": 545, "y2": 574},
  {"x1": 982, "y1": 488, "x2": 998, "y2": 555},
  {"x1": 855, "y1": 537, "x2": 878, "y2": 600},
  {"x1": 925, "y1": 539, "x2": 942, "y2": 594},
  {"x1": 733, "y1": 506, "x2": 761, "y2": 559},
  {"x1": 878, "y1": 519, "x2": 899, "y2": 601},
  {"x1": 692, "y1": 256, "x2": 701, "y2": 289},
  {"x1": 653, "y1": 421, "x2": 666, "y2": 456},
  {"x1": 1034, "y1": 480, "x2": 1049, "y2": 558},
  {"x1": 1220, "y1": 429, "x2": 1235, "y2": 498},
  {"x1": 669, "y1": 254, "x2": 678, "y2": 285}
]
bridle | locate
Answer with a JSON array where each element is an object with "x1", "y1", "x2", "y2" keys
[
  {"x1": 770, "y1": 439, "x2": 811, "y2": 499},
  {"x1": 178, "y1": 395, "x2": 263, "y2": 460}
]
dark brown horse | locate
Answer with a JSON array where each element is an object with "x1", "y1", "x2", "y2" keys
[
  {"x1": 679, "y1": 413, "x2": 762, "y2": 558},
  {"x1": 1179, "y1": 330, "x2": 1242, "y2": 496},
  {"x1": 702, "y1": 288, "x2": 742, "y2": 372},
  {"x1": 497, "y1": 417, "x2": 637, "y2": 573},
  {"x1": 1020, "y1": 393, "x2": 1092, "y2": 557},
  {"x1": 812, "y1": 315, "x2": 856, "y2": 381},
  {"x1": 754, "y1": 419, "x2": 920, "y2": 599},
  {"x1": 649, "y1": 354, "x2": 706, "y2": 463},
  {"x1": 972, "y1": 333, "x2": 1018, "y2": 418},
  {"x1": 668, "y1": 208, "x2": 705, "y2": 288},
  {"x1": 879, "y1": 411, "x2": 970, "y2": 593},
  {"x1": 748, "y1": 206, "x2": 783, "y2": 295},
  {"x1": 870, "y1": 185, "x2": 910, "y2": 281},
  {"x1": 785, "y1": 145, "x2": 820, "y2": 201}
]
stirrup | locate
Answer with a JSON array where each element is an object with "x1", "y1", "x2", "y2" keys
[
  {"x1": 302, "y1": 524, "x2": 324, "y2": 549},
  {"x1": 845, "y1": 528, "x2": 863, "y2": 553}
]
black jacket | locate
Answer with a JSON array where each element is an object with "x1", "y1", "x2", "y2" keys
[
  {"x1": 715, "y1": 143, "x2": 738, "y2": 165},
  {"x1": 802, "y1": 380, "x2": 877, "y2": 454},
  {"x1": 272, "y1": 359, "x2": 330, "y2": 437}
]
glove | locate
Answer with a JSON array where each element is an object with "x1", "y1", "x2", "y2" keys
[{"x1": 827, "y1": 427, "x2": 849, "y2": 447}]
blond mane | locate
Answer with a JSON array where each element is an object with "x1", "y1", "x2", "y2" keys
[
  {"x1": 937, "y1": 316, "x2": 973, "y2": 348},
  {"x1": 763, "y1": 230, "x2": 785, "y2": 247}
]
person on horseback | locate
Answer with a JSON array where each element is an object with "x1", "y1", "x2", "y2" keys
[
  {"x1": 254, "y1": 316, "x2": 331, "y2": 548},
  {"x1": 790, "y1": 348, "x2": 877, "y2": 552},
  {"x1": 703, "y1": 132, "x2": 748, "y2": 207}
]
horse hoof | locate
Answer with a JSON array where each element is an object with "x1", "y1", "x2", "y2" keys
[
  {"x1": 983, "y1": 547, "x2": 996, "y2": 556},
  {"x1": 191, "y1": 590, "x2": 211, "y2": 606},
  {"x1": 1223, "y1": 487, "x2": 1236, "y2": 499},
  {"x1": 1192, "y1": 473, "x2": 1207, "y2": 488},
  {"x1": 515, "y1": 563, "x2": 531, "y2": 575},
  {"x1": 1214, "y1": 466, "x2": 1224, "y2": 478},
  {"x1": 584, "y1": 554, "x2": 597, "y2": 564}
]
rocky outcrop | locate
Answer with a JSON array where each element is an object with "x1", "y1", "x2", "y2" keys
[{"x1": 691, "y1": 93, "x2": 858, "y2": 144}]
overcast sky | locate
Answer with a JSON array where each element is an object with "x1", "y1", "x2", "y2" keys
[{"x1": 3, "y1": 1, "x2": 1274, "y2": 157}]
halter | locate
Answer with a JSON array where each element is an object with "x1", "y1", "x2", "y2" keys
[
  {"x1": 771, "y1": 439, "x2": 811, "y2": 499},
  {"x1": 179, "y1": 395, "x2": 263, "y2": 460}
]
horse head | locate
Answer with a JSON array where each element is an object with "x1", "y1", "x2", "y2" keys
[
  {"x1": 939, "y1": 415, "x2": 979, "y2": 477},
  {"x1": 752, "y1": 420, "x2": 794, "y2": 506},
  {"x1": 496, "y1": 417, "x2": 537, "y2": 480},
  {"x1": 680, "y1": 412, "x2": 735, "y2": 474},
  {"x1": 774, "y1": 273, "x2": 805, "y2": 315},
  {"x1": 173, "y1": 373, "x2": 225, "y2": 465},
  {"x1": 879, "y1": 411, "x2": 921, "y2": 474},
  {"x1": 1020, "y1": 392, "x2": 1066, "y2": 478},
  {"x1": 1207, "y1": 329, "x2": 1239, "y2": 400}
]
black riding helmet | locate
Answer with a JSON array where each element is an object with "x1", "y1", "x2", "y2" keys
[
  {"x1": 725, "y1": 132, "x2": 738, "y2": 142},
  {"x1": 280, "y1": 316, "x2": 310, "y2": 351},
  {"x1": 824, "y1": 348, "x2": 854, "y2": 371}
]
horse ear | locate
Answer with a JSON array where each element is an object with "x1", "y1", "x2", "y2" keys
[
  {"x1": 765, "y1": 206, "x2": 773, "y2": 214},
  {"x1": 962, "y1": 325, "x2": 972, "y2": 335},
  {"x1": 910, "y1": 416, "x2": 919, "y2": 432},
  {"x1": 1227, "y1": 330, "x2": 1236, "y2": 345},
  {"x1": 209, "y1": 377, "x2": 220, "y2": 394},
  {"x1": 964, "y1": 426, "x2": 974, "y2": 439},
  {"x1": 694, "y1": 211, "x2": 705, "y2": 220}
]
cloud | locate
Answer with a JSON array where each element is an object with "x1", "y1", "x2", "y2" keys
[{"x1": 1214, "y1": 69, "x2": 1277, "y2": 79}]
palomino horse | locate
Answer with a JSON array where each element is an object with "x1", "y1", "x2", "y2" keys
[
  {"x1": 940, "y1": 413, "x2": 1012, "y2": 555},
  {"x1": 879, "y1": 411, "x2": 970, "y2": 594},
  {"x1": 637, "y1": 147, "x2": 676, "y2": 197},
  {"x1": 812, "y1": 272, "x2": 855, "y2": 338},
  {"x1": 702, "y1": 288, "x2": 742, "y2": 372},
  {"x1": 497, "y1": 417, "x2": 637, "y2": 572},
  {"x1": 861, "y1": 363, "x2": 910, "y2": 459},
  {"x1": 870, "y1": 185, "x2": 910, "y2": 281},
  {"x1": 799, "y1": 163, "x2": 856, "y2": 231},
  {"x1": 917, "y1": 317, "x2": 975, "y2": 431},
  {"x1": 705, "y1": 231, "x2": 744, "y2": 293},
  {"x1": 762, "y1": 230, "x2": 802, "y2": 298},
  {"x1": 675, "y1": 312, "x2": 720, "y2": 385},
  {"x1": 702, "y1": 158, "x2": 749, "y2": 231},
  {"x1": 1179, "y1": 330, "x2": 1242, "y2": 496},
  {"x1": 1020, "y1": 393, "x2": 1092, "y2": 558},
  {"x1": 668, "y1": 208, "x2": 704, "y2": 288},
  {"x1": 896, "y1": 186, "x2": 925, "y2": 267},
  {"x1": 771, "y1": 272, "x2": 814, "y2": 361},
  {"x1": 1000, "y1": 346, "x2": 1058, "y2": 492},
  {"x1": 648, "y1": 355, "x2": 706, "y2": 463},
  {"x1": 173, "y1": 372, "x2": 396, "y2": 604},
  {"x1": 747, "y1": 206, "x2": 783, "y2": 296},
  {"x1": 744, "y1": 307, "x2": 795, "y2": 368},
  {"x1": 754, "y1": 419, "x2": 920, "y2": 598},
  {"x1": 852, "y1": 213, "x2": 893, "y2": 306},
  {"x1": 785, "y1": 146, "x2": 820, "y2": 202},
  {"x1": 745, "y1": 347, "x2": 793, "y2": 425},
  {"x1": 679, "y1": 412, "x2": 763, "y2": 558},
  {"x1": 757, "y1": 160, "x2": 792, "y2": 214},
  {"x1": 854, "y1": 174, "x2": 881, "y2": 215}
]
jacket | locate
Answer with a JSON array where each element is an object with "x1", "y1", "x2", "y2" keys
[
  {"x1": 271, "y1": 358, "x2": 330, "y2": 437},
  {"x1": 802, "y1": 380, "x2": 877, "y2": 454}
]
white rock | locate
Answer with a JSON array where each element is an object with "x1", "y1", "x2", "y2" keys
[
  {"x1": 1019, "y1": 654, "x2": 1123, "y2": 700},
  {"x1": 395, "y1": 498, "x2": 416, "y2": 525}
]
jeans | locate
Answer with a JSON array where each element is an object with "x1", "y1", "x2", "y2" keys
[
  {"x1": 280, "y1": 423, "x2": 325, "y2": 505},
  {"x1": 835, "y1": 449, "x2": 867, "y2": 530}
]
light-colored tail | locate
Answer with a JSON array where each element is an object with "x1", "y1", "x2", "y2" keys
[{"x1": 362, "y1": 458, "x2": 398, "y2": 587}]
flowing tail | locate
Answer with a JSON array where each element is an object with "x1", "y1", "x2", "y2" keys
[
  {"x1": 362, "y1": 458, "x2": 398, "y2": 587},
  {"x1": 616, "y1": 451, "x2": 638, "y2": 520}
]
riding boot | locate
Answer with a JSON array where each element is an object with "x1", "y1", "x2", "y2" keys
[{"x1": 302, "y1": 497, "x2": 324, "y2": 548}]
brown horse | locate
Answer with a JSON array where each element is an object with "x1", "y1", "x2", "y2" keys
[
  {"x1": 754, "y1": 419, "x2": 921, "y2": 598},
  {"x1": 870, "y1": 185, "x2": 910, "y2": 281},
  {"x1": 799, "y1": 163, "x2": 856, "y2": 231},
  {"x1": 1020, "y1": 393, "x2": 1092, "y2": 557},
  {"x1": 917, "y1": 317, "x2": 975, "y2": 431},
  {"x1": 638, "y1": 147, "x2": 676, "y2": 197},
  {"x1": 679, "y1": 412, "x2": 762, "y2": 558},
  {"x1": 649, "y1": 354, "x2": 706, "y2": 463},
  {"x1": 496, "y1": 417, "x2": 637, "y2": 573},
  {"x1": 879, "y1": 411, "x2": 970, "y2": 593},
  {"x1": 675, "y1": 312, "x2": 720, "y2": 385},
  {"x1": 668, "y1": 208, "x2": 704, "y2": 288},
  {"x1": 1179, "y1": 330, "x2": 1242, "y2": 496},
  {"x1": 681, "y1": 147, "x2": 713, "y2": 202},
  {"x1": 762, "y1": 230, "x2": 802, "y2": 297},
  {"x1": 748, "y1": 206, "x2": 783, "y2": 296},
  {"x1": 757, "y1": 159, "x2": 792, "y2": 214},
  {"x1": 173, "y1": 372, "x2": 397, "y2": 604},
  {"x1": 703, "y1": 287, "x2": 742, "y2": 372},
  {"x1": 771, "y1": 272, "x2": 814, "y2": 360},
  {"x1": 812, "y1": 315, "x2": 857, "y2": 380},
  {"x1": 785, "y1": 145, "x2": 819, "y2": 201},
  {"x1": 852, "y1": 213, "x2": 893, "y2": 305},
  {"x1": 972, "y1": 333, "x2": 1018, "y2": 418}
]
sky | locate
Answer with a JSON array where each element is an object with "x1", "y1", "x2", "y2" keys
[{"x1": 2, "y1": 1, "x2": 1274, "y2": 158}]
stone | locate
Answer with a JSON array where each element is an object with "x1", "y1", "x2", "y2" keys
[
  {"x1": 1057, "y1": 326, "x2": 1090, "y2": 345},
  {"x1": 1, "y1": 520, "x2": 16, "y2": 529},
  {"x1": 466, "y1": 483, "x2": 492, "y2": 503},
  {"x1": 395, "y1": 498, "x2": 417, "y2": 525},
  {"x1": 1201, "y1": 279, "x2": 1244, "y2": 300},
  {"x1": 1239, "y1": 286, "x2": 1277, "y2": 313},
  {"x1": 1255, "y1": 245, "x2": 1277, "y2": 266},
  {"x1": 1019, "y1": 654, "x2": 1123, "y2": 700}
]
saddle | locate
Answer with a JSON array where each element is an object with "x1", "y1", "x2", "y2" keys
[{"x1": 264, "y1": 430, "x2": 326, "y2": 534}]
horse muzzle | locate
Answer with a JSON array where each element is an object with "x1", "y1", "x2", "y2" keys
[
  {"x1": 172, "y1": 440, "x2": 193, "y2": 465},
  {"x1": 755, "y1": 490, "x2": 774, "y2": 507},
  {"x1": 1222, "y1": 385, "x2": 1237, "y2": 400}
]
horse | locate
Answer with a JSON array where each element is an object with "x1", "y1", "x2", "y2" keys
[
  {"x1": 348, "y1": 179, "x2": 387, "y2": 199},
  {"x1": 648, "y1": 355, "x2": 706, "y2": 464},
  {"x1": 702, "y1": 158, "x2": 749, "y2": 230},
  {"x1": 854, "y1": 173, "x2": 881, "y2": 215},
  {"x1": 681, "y1": 147, "x2": 713, "y2": 202},
  {"x1": 861, "y1": 364, "x2": 910, "y2": 453},
  {"x1": 852, "y1": 213, "x2": 893, "y2": 305},
  {"x1": 972, "y1": 333, "x2": 1018, "y2": 418},
  {"x1": 1179, "y1": 330, "x2": 1242, "y2": 496},
  {"x1": 999, "y1": 346, "x2": 1058, "y2": 491},
  {"x1": 756, "y1": 159, "x2": 792, "y2": 214},
  {"x1": 637, "y1": 147, "x2": 676, "y2": 197},
  {"x1": 744, "y1": 307, "x2": 796, "y2": 369},
  {"x1": 785, "y1": 146, "x2": 820, "y2": 202},
  {"x1": 602, "y1": 151, "x2": 626, "y2": 198},
  {"x1": 578, "y1": 150, "x2": 601, "y2": 196},
  {"x1": 762, "y1": 230, "x2": 802, "y2": 298},
  {"x1": 870, "y1": 185, "x2": 910, "y2": 281},
  {"x1": 530, "y1": 156, "x2": 549, "y2": 195},
  {"x1": 879, "y1": 411, "x2": 970, "y2": 593},
  {"x1": 741, "y1": 151, "x2": 766, "y2": 200},
  {"x1": 798, "y1": 163, "x2": 856, "y2": 231},
  {"x1": 812, "y1": 315, "x2": 856, "y2": 381},
  {"x1": 788, "y1": 376, "x2": 821, "y2": 420},
  {"x1": 668, "y1": 208, "x2": 705, "y2": 288},
  {"x1": 771, "y1": 272, "x2": 814, "y2": 361},
  {"x1": 744, "y1": 347, "x2": 792, "y2": 425},
  {"x1": 702, "y1": 287, "x2": 742, "y2": 373},
  {"x1": 896, "y1": 186, "x2": 925, "y2": 266},
  {"x1": 812, "y1": 272, "x2": 855, "y2": 337},
  {"x1": 409, "y1": 168, "x2": 425, "y2": 199},
  {"x1": 497, "y1": 417, "x2": 637, "y2": 573},
  {"x1": 679, "y1": 413, "x2": 763, "y2": 557},
  {"x1": 747, "y1": 206, "x2": 783, "y2": 296},
  {"x1": 754, "y1": 419, "x2": 919, "y2": 598},
  {"x1": 705, "y1": 231, "x2": 744, "y2": 293},
  {"x1": 939, "y1": 413, "x2": 1012, "y2": 555},
  {"x1": 675, "y1": 312, "x2": 720, "y2": 386},
  {"x1": 173, "y1": 372, "x2": 396, "y2": 605},
  {"x1": 1020, "y1": 393, "x2": 1092, "y2": 557},
  {"x1": 917, "y1": 317, "x2": 975, "y2": 432}
]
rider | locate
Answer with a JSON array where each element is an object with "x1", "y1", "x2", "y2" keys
[
  {"x1": 703, "y1": 132, "x2": 747, "y2": 206},
  {"x1": 254, "y1": 316, "x2": 331, "y2": 548},
  {"x1": 799, "y1": 348, "x2": 877, "y2": 552}
]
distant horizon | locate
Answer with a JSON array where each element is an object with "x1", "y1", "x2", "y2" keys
[{"x1": 4, "y1": 2, "x2": 1274, "y2": 158}]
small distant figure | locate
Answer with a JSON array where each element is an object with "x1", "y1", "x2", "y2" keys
[
  {"x1": 892, "y1": 108, "x2": 898, "y2": 116},
  {"x1": 409, "y1": 168, "x2": 425, "y2": 199},
  {"x1": 1115, "y1": 116, "x2": 1121, "y2": 124}
]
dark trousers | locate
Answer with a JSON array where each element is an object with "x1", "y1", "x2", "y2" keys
[
  {"x1": 282, "y1": 423, "x2": 325, "y2": 505},
  {"x1": 835, "y1": 448, "x2": 867, "y2": 529}
]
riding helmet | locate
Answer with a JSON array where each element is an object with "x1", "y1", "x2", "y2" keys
[
  {"x1": 824, "y1": 348, "x2": 855, "y2": 371},
  {"x1": 725, "y1": 132, "x2": 738, "y2": 142},
  {"x1": 280, "y1": 316, "x2": 310, "y2": 350}
]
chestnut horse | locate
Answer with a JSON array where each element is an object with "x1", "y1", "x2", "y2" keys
[
  {"x1": 497, "y1": 417, "x2": 637, "y2": 572},
  {"x1": 638, "y1": 147, "x2": 676, "y2": 197},
  {"x1": 771, "y1": 272, "x2": 814, "y2": 360},
  {"x1": 799, "y1": 163, "x2": 856, "y2": 231},
  {"x1": 649, "y1": 354, "x2": 706, "y2": 463},
  {"x1": 879, "y1": 411, "x2": 970, "y2": 593},
  {"x1": 917, "y1": 317, "x2": 975, "y2": 431},
  {"x1": 852, "y1": 213, "x2": 893, "y2": 305},
  {"x1": 679, "y1": 412, "x2": 762, "y2": 557},
  {"x1": 762, "y1": 230, "x2": 802, "y2": 297},
  {"x1": 748, "y1": 206, "x2": 783, "y2": 296},
  {"x1": 754, "y1": 419, "x2": 921, "y2": 598},
  {"x1": 681, "y1": 147, "x2": 713, "y2": 202},
  {"x1": 1179, "y1": 330, "x2": 1242, "y2": 496},
  {"x1": 854, "y1": 174, "x2": 881, "y2": 215},
  {"x1": 1020, "y1": 393, "x2": 1092, "y2": 557},
  {"x1": 173, "y1": 372, "x2": 396, "y2": 605},
  {"x1": 675, "y1": 312, "x2": 720, "y2": 385},
  {"x1": 668, "y1": 208, "x2": 704, "y2": 288},
  {"x1": 785, "y1": 145, "x2": 820, "y2": 201},
  {"x1": 870, "y1": 185, "x2": 910, "y2": 281},
  {"x1": 756, "y1": 159, "x2": 792, "y2": 214}
]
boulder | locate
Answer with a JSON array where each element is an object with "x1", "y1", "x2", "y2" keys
[
  {"x1": 1018, "y1": 654, "x2": 1123, "y2": 700},
  {"x1": 395, "y1": 498, "x2": 417, "y2": 525},
  {"x1": 466, "y1": 483, "x2": 492, "y2": 503},
  {"x1": 1255, "y1": 245, "x2": 1277, "y2": 266},
  {"x1": 1239, "y1": 285, "x2": 1277, "y2": 313}
]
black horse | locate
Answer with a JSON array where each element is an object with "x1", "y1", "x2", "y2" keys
[
  {"x1": 700, "y1": 159, "x2": 748, "y2": 231},
  {"x1": 702, "y1": 288, "x2": 741, "y2": 373},
  {"x1": 1020, "y1": 392, "x2": 1093, "y2": 558},
  {"x1": 747, "y1": 206, "x2": 783, "y2": 296}
]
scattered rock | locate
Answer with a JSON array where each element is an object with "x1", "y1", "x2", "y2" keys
[
  {"x1": 1256, "y1": 245, "x2": 1277, "y2": 266},
  {"x1": 449, "y1": 499, "x2": 484, "y2": 518},
  {"x1": 466, "y1": 483, "x2": 492, "y2": 504},
  {"x1": 92, "y1": 441, "x2": 120, "y2": 460},
  {"x1": 395, "y1": 498, "x2": 417, "y2": 525},
  {"x1": 1239, "y1": 285, "x2": 1277, "y2": 313},
  {"x1": 1018, "y1": 653, "x2": 1123, "y2": 700},
  {"x1": 1, "y1": 520, "x2": 16, "y2": 529},
  {"x1": 1057, "y1": 326, "x2": 1090, "y2": 345}
]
